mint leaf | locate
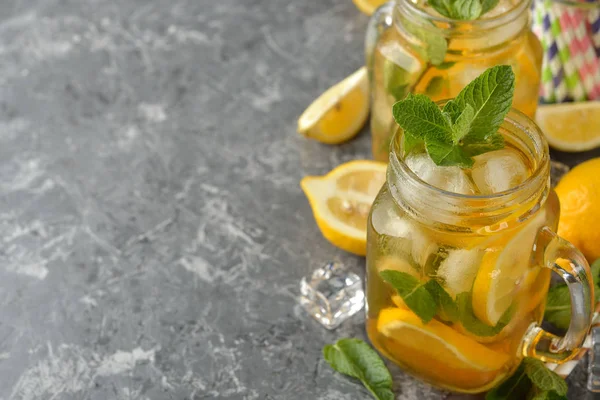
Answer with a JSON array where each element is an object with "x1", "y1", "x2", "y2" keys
[
  {"x1": 462, "y1": 132, "x2": 505, "y2": 157},
  {"x1": 437, "y1": 61, "x2": 456, "y2": 70},
  {"x1": 379, "y1": 270, "x2": 437, "y2": 323},
  {"x1": 384, "y1": 59, "x2": 411, "y2": 101},
  {"x1": 530, "y1": 391, "x2": 568, "y2": 400},
  {"x1": 456, "y1": 292, "x2": 512, "y2": 336},
  {"x1": 402, "y1": 17, "x2": 447, "y2": 66},
  {"x1": 485, "y1": 362, "x2": 532, "y2": 400},
  {"x1": 428, "y1": 0, "x2": 453, "y2": 18},
  {"x1": 544, "y1": 285, "x2": 571, "y2": 330},
  {"x1": 392, "y1": 94, "x2": 452, "y2": 142},
  {"x1": 481, "y1": 0, "x2": 499, "y2": 14},
  {"x1": 451, "y1": 103, "x2": 475, "y2": 143},
  {"x1": 425, "y1": 76, "x2": 446, "y2": 97},
  {"x1": 452, "y1": 65, "x2": 515, "y2": 141},
  {"x1": 323, "y1": 339, "x2": 394, "y2": 400},
  {"x1": 424, "y1": 280, "x2": 459, "y2": 321},
  {"x1": 404, "y1": 131, "x2": 425, "y2": 154},
  {"x1": 523, "y1": 358, "x2": 568, "y2": 396},
  {"x1": 442, "y1": 99, "x2": 462, "y2": 123},
  {"x1": 450, "y1": 0, "x2": 482, "y2": 20},
  {"x1": 592, "y1": 258, "x2": 600, "y2": 303},
  {"x1": 544, "y1": 257, "x2": 600, "y2": 330},
  {"x1": 425, "y1": 138, "x2": 474, "y2": 168}
]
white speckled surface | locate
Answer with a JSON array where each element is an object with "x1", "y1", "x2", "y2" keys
[{"x1": 0, "y1": 0, "x2": 595, "y2": 399}]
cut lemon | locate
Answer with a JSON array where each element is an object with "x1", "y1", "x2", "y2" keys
[
  {"x1": 377, "y1": 308, "x2": 509, "y2": 372},
  {"x1": 297, "y1": 67, "x2": 369, "y2": 145},
  {"x1": 352, "y1": 0, "x2": 389, "y2": 15},
  {"x1": 536, "y1": 101, "x2": 600, "y2": 152},
  {"x1": 472, "y1": 210, "x2": 547, "y2": 326},
  {"x1": 301, "y1": 160, "x2": 387, "y2": 255}
]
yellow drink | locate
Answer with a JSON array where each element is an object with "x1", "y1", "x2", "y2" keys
[{"x1": 365, "y1": 109, "x2": 592, "y2": 393}]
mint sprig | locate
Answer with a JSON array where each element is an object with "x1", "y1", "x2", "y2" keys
[
  {"x1": 379, "y1": 270, "x2": 437, "y2": 323},
  {"x1": 323, "y1": 339, "x2": 394, "y2": 400},
  {"x1": 456, "y1": 292, "x2": 513, "y2": 336},
  {"x1": 392, "y1": 65, "x2": 515, "y2": 167},
  {"x1": 428, "y1": 0, "x2": 499, "y2": 20}
]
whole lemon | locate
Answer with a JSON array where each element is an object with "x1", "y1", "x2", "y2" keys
[{"x1": 555, "y1": 158, "x2": 600, "y2": 261}]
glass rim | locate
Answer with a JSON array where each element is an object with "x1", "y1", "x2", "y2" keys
[
  {"x1": 389, "y1": 101, "x2": 550, "y2": 203},
  {"x1": 397, "y1": 0, "x2": 532, "y2": 30}
]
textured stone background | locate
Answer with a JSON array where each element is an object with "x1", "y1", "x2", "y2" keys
[{"x1": 0, "y1": 0, "x2": 596, "y2": 399}]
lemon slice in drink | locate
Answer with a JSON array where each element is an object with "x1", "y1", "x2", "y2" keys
[
  {"x1": 377, "y1": 308, "x2": 509, "y2": 372},
  {"x1": 536, "y1": 101, "x2": 600, "y2": 152},
  {"x1": 297, "y1": 67, "x2": 369, "y2": 145},
  {"x1": 301, "y1": 160, "x2": 387, "y2": 255},
  {"x1": 472, "y1": 210, "x2": 547, "y2": 326}
]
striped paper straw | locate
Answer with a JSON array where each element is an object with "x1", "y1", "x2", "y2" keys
[{"x1": 531, "y1": 0, "x2": 600, "y2": 103}]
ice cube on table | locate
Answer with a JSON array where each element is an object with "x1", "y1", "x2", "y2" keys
[
  {"x1": 405, "y1": 152, "x2": 476, "y2": 195},
  {"x1": 471, "y1": 149, "x2": 529, "y2": 195},
  {"x1": 436, "y1": 248, "x2": 483, "y2": 297},
  {"x1": 299, "y1": 262, "x2": 364, "y2": 330}
]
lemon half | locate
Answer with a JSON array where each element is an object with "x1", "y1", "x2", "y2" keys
[{"x1": 301, "y1": 160, "x2": 387, "y2": 255}]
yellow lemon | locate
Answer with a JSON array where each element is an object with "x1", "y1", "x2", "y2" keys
[
  {"x1": 377, "y1": 308, "x2": 509, "y2": 373},
  {"x1": 301, "y1": 160, "x2": 387, "y2": 255},
  {"x1": 352, "y1": 0, "x2": 389, "y2": 16},
  {"x1": 297, "y1": 67, "x2": 369, "y2": 145},
  {"x1": 555, "y1": 158, "x2": 600, "y2": 261},
  {"x1": 536, "y1": 101, "x2": 600, "y2": 152},
  {"x1": 472, "y1": 209, "x2": 547, "y2": 326}
]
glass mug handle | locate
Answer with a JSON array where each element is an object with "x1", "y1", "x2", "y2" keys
[
  {"x1": 522, "y1": 227, "x2": 594, "y2": 363},
  {"x1": 364, "y1": 1, "x2": 394, "y2": 78}
]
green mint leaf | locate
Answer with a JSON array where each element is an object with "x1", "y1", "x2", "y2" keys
[
  {"x1": 523, "y1": 358, "x2": 568, "y2": 396},
  {"x1": 461, "y1": 132, "x2": 505, "y2": 157},
  {"x1": 425, "y1": 76, "x2": 447, "y2": 97},
  {"x1": 591, "y1": 258, "x2": 600, "y2": 303},
  {"x1": 428, "y1": 0, "x2": 453, "y2": 18},
  {"x1": 392, "y1": 93, "x2": 452, "y2": 142},
  {"x1": 425, "y1": 138, "x2": 454, "y2": 165},
  {"x1": 485, "y1": 362, "x2": 532, "y2": 400},
  {"x1": 323, "y1": 339, "x2": 395, "y2": 400},
  {"x1": 402, "y1": 17, "x2": 447, "y2": 65},
  {"x1": 544, "y1": 257, "x2": 600, "y2": 331},
  {"x1": 544, "y1": 285, "x2": 571, "y2": 331},
  {"x1": 424, "y1": 280, "x2": 459, "y2": 322},
  {"x1": 456, "y1": 292, "x2": 512, "y2": 336},
  {"x1": 404, "y1": 131, "x2": 425, "y2": 154},
  {"x1": 379, "y1": 270, "x2": 437, "y2": 323},
  {"x1": 436, "y1": 61, "x2": 456, "y2": 70},
  {"x1": 442, "y1": 99, "x2": 462, "y2": 123},
  {"x1": 450, "y1": 0, "x2": 482, "y2": 20},
  {"x1": 452, "y1": 65, "x2": 515, "y2": 141},
  {"x1": 427, "y1": 140, "x2": 474, "y2": 168},
  {"x1": 530, "y1": 391, "x2": 568, "y2": 400},
  {"x1": 451, "y1": 103, "x2": 475, "y2": 143},
  {"x1": 481, "y1": 0, "x2": 499, "y2": 14},
  {"x1": 384, "y1": 59, "x2": 411, "y2": 101}
]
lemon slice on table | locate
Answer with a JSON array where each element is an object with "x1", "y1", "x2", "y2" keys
[
  {"x1": 472, "y1": 210, "x2": 547, "y2": 326},
  {"x1": 377, "y1": 308, "x2": 509, "y2": 372},
  {"x1": 297, "y1": 67, "x2": 369, "y2": 145},
  {"x1": 301, "y1": 160, "x2": 387, "y2": 255},
  {"x1": 536, "y1": 101, "x2": 600, "y2": 152},
  {"x1": 352, "y1": 0, "x2": 389, "y2": 16}
]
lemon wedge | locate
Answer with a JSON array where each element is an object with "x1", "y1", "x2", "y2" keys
[
  {"x1": 297, "y1": 67, "x2": 369, "y2": 145},
  {"x1": 352, "y1": 0, "x2": 389, "y2": 15},
  {"x1": 377, "y1": 308, "x2": 509, "y2": 372},
  {"x1": 472, "y1": 210, "x2": 547, "y2": 326},
  {"x1": 536, "y1": 101, "x2": 600, "y2": 152},
  {"x1": 301, "y1": 160, "x2": 387, "y2": 255}
]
